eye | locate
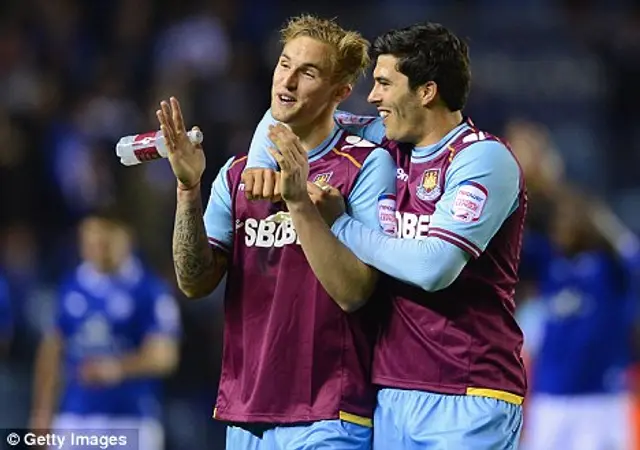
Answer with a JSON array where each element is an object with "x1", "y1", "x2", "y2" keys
[
  {"x1": 303, "y1": 71, "x2": 316, "y2": 79},
  {"x1": 279, "y1": 60, "x2": 290, "y2": 69}
]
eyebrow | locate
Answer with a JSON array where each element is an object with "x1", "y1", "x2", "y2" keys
[
  {"x1": 374, "y1": 76, "x2": 391, "y2": 83},
  {"x1": 280, "y1": 53, "x2": 323, "y2": 73}
]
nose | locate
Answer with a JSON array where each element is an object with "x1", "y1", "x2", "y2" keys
[
  {"x1": 367, "y1": 86, "x2": 381, "y2": 105},
  {"x1": 282, "y1": 71, "x2": 298, "y2": 91}
]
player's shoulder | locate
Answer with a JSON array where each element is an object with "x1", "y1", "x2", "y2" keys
[
  {"x1": 56, "y1": 266, "x2": 88, "y2": 302},
  {"x1": 450, "y1": 126, "x2": 519, "y2": 174},
  {"x1": 332, "y1": 131, "x2": 390, "y2": 167},
  {"x1": 335, "y1": 132, "x2": 379, "y2": 152},
  {"x1": 224, "y1": 153, "x2": 249, "y2": 176},
  {"x1": 334, "y1": 111, "x2": 379, "y2": 128},
  {"x1": 452, "y1": 125, "x2": 510, "y2": 153},
  {"x1": 216, "y1": 153, "x2": 249, "y2": 189},
  {"x1": 582, "y1": 251, "x2": 622, "y2": 280}
]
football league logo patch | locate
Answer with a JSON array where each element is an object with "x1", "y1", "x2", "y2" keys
[
  {"x1": 335, "y1": 113, "x2": 377, "y2": 126},
  {"x1": 451, "y1": 181, "x2": 488, "y2": 223},
  {"x1": 416, "y1": 169, "x2": 441, "y2": 201},
  {"x1": 377, "y1": 193, "x2": 397, "y2": 236}
]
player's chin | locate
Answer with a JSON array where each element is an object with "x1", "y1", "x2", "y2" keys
[
  {"x1": 384, "y1": 126, "x2": 398, "y2": 141},
  {"x1": 385, "y1": 126, "x2": 410, "y2": 143},
  {"x1": 271, "y1": 106, "x2": 294, "y2": 123}
]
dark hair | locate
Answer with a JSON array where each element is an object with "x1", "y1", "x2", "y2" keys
[
  {"x1": 372, "y1": 22, "x2": 471, "y2": 111},
  {"x1": 80, "y1": 210, "x2": 132, "y2": 235}
]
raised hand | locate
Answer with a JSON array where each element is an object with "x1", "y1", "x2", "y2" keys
[
  {"x1": 267, "y1": 123, "x2": 309, "y2": 205},
  {"x1": 156, "y1": 97, "x2": 205, "y2": 190}
]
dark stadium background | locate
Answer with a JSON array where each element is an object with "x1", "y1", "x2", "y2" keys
[{"x1": 1, "y1": 0, "x2": 639, "y2": 448}]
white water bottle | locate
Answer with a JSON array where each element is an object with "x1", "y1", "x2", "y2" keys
[{"x1": 115, "y1": 129, "x2": 204, "y2": 166}]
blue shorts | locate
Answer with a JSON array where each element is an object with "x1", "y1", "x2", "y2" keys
[
  {"x1": 226, "y1": 419, "x2": 372, "y2": 450},
  {"x1": 374, "y1": 389, "x2": 523, "y2": 450}
]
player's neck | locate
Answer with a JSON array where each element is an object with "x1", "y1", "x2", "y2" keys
[
  {"x1": 289, "y1": 116, "x2": 335, "y2": 153},
  {"x1": 87, "y1": 260, "x2": 122, "y2": 275},
  {"x1": 415, "y1": 110, "x2": 464, "y2": 148}
]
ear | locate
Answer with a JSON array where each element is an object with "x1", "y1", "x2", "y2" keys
[
  {"x1": 334, "y1": 84, "x2": 353, "y2": 104},
  {"x1": 417, "y1": 81, "x2": 438, "y2": 107}
]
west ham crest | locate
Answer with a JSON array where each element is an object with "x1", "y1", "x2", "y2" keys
[{"x1": 416, "y1": 169, "x2": 441, "y2": 201}]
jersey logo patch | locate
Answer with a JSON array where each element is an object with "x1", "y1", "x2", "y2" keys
[
  {"x1": 377, "y1": 194, "x2": 397, "y2": 236},
  {"x1": 312, "y1": 172, "x2": 333, "y2": 184},
  {"x1": 416, "y1": 169, "x2": 441, "y2": 201},
  {"x1": 344, "y1": 135, "x2": 376, "y2": 147},
  {"x1": 335, "y1": 113, "x2": 377, "y2": 126},
  {"x1": 451, "y1": 181, "x2": 488, "y2": 223}
]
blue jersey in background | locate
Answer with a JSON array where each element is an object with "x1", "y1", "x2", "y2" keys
[{"x1": 56, "y1": 258, "x2": 180, "y2": 418}]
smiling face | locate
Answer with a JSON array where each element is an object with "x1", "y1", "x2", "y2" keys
[
  {"x1": 367, "y1": 55, "x2": 429, "y2": 144},
  {"x1": 271, "y1": 36, "x2": 348, "y2": 129}
]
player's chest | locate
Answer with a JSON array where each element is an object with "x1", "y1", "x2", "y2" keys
[
  {"x1": 393, "y1": 159, "x2": 447, "y2": 239},
  {"x1": 234, "y1": 161, "x2": 353, "y2": 220},
  {"x1": 545, "y1": 256, "x2": 610, "y2": 299},
  {"x1": 60, "y1": 288, "x2": 139, "y2": 334}
]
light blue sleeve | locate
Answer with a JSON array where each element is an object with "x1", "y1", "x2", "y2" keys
[
  {"x1": 330, "y1": 140, "x2": 521, "y2": 292},
  {"x1": 334, "y1": 110, "x2": 386, "y2": 144},
  {"x1": 246, "y1": 110, "x2": 278, "y2": 169},
  {"x1": 346, "y1": 148, "x2": 397, "y2": 233},
  {"x1": 245, "y1": 109, "x2": 387, "y2": 170},
  {"x1": 331, "y1": 216, "x2": 469, "y2": 291},
  {"x1": 428, "y1": 140, "x2": 521, "y2": 258},
  {"x1": 203, "y1": 156, "x2": 235, "y2": 252}
]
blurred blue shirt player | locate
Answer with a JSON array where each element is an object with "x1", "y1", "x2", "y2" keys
[
  {"x1": 519, "y1": 191, "x2": 638, "y2": 450},
  {"x1": 30, "y1": 215, "x2": 180, "y2": 450}
]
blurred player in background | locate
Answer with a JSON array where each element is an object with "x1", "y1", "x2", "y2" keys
[
  {"x1": 519, "y1": 188, "x2": 639, "y2": 450},
  {"x1": 160, "y1": 15, "x2": 395, "y2": 450},
  {"x1": 245, "y1": 22, "x2": 527, "y2": 449},
  {"x1": 29, "y1": 214, "x2": 180, "y2": 450}
]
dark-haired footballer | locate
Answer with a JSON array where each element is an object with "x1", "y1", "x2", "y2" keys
[{"x1": 245, "y1": 22, "x2": 527, "y2": 449}]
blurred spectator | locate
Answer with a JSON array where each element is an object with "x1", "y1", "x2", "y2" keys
[{"x1": 29, "y1": 215, "x2": 180, "y2": 450}]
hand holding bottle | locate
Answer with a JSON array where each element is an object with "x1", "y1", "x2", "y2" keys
[{"x1": 156, "y1": 97, "x2": 205, "y2": 190}]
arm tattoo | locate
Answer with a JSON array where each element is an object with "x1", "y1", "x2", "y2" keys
[{"x1": 173, "y1": 191, "x2": 216, "y2": 290}]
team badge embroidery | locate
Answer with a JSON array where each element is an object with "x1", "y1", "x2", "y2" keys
[
  {"x1": 312, "y1": 172, "x2": 333, "y2": 184},
  {"x1": 416, "y1": 169, "x2": 441, "y2": 201}
]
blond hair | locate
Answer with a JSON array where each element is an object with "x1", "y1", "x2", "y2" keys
[{"x1": 280, "y1": 15, "x2": 370, "y2": 85}]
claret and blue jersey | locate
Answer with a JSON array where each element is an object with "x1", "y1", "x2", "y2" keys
[
  {"x1": 203, "y1": 124, "x2": 396, "y2": 427},
  {"x1": 246, "y1": 110, "x2": 527, "y2": 403}
]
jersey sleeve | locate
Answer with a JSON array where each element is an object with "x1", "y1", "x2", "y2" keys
[
  {"x1": 346, "y1": 147, "x2": 397, "y2": 235},
  {"x1": 245, "y1": 109, "x2": 387, "y2": 169},
  {"x1": 203, "y1": 156, "x2": 235, "y2": 252},
  {"x1": 140, "y1": 279, "x2": 181, "y2": 338},
  {"x1": 428, "y1": 140, "x2": 521, "y2": 258},
  {"x1": 246, "y1": 109, "x2": 279, "y2": 169},
  {"x1": 334, "y1": 111, "x2": 386, "y2": 144},
  {"x1": 331, "y1": 213, "x2": 470, "y2": 292}
]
